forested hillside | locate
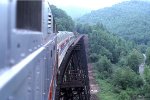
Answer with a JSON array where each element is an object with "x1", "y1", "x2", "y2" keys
[
  {"x1": 77, "y1": 1, "x2": 150, "y2": 44},
  {"x1": 50, "y1": 5, "x2": 75, "y2": 31},
  {"x1": 85, "y1": 23, "x2": 150, "y2": 100}
]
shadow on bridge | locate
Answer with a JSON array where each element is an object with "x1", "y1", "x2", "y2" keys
[{"x1": 55, "y1": 35, "x2": 90, "y2": 100}]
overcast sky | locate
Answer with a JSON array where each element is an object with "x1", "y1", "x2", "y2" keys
[{"x1": 49, "y1": 0, "x2": 130, "y2": 10}]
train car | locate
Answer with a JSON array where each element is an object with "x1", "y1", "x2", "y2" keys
[
  {"x1": 57, "y1": 31, "x2": 76, "y2": 68},
  {"x1": 0, "y1": 0, "x2": 57, "y2": 100}
]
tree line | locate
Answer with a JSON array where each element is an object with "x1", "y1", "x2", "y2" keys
[{"x1": 50, "y1": 5, "x2": 75, "y2": 31}]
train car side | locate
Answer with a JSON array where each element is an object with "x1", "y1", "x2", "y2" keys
[
  {"x1": 0, "y1": 0, "x2": 57, "y2": 100},
  {"x1": 57, "y1": 31, "x2": 76, "y2": 68}
]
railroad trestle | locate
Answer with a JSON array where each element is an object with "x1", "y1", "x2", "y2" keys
[{"x1": 55, "y1": 36, "x2": 90, "y2": 100}]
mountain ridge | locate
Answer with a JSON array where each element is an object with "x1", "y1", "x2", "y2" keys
[{"x1": 77, "y1": 1, "x2": 150, "y2": 44}]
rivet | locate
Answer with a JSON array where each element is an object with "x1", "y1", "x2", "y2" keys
[
  {"x1": 29, "y1": 49, "x2": 32, "y2": 52},
  {"x1": 36, "y1": 87, "x2": 40, "y2": 91},
  {"x1": 28, "y1": 76, "x2": 31, "y2": 80},
  {"x1": 10, "y1": 59, "x2": 15, "y2": 65},
  {"x1": 43, "y1": 92, "x2": 46, "y2": 95},
  {"x1": 20, "y1": 53, "x2": 25, "y2": 57},
  {"x1": 34, "y1": 47, "x2": 37, "y2": 50},
  {"x1": 37, "y1": 71, "x2": 40, "y2": 74},
  {"x1": 8, "y1": 96, "x2": 13, "y2": 100},
  {"x1": 27, "y1": 87, "x2": 32, "y2": 92}
]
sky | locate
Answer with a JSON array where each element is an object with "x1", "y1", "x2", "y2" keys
[
  {"x1": 49, "y1": 0, "x2": 130, "y2": 10},
  {"x1": 49, "y1": 0, "x2": 150, "y2": 18}
]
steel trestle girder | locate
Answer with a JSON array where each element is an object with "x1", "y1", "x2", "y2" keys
[{"x1": 55, "y1": 35, "x2": 90, "y2": 100}]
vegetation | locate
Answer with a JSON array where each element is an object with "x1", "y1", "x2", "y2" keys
[
  {"x1": 50, "y1": 5, "x2": 75, "y2": 31},
  {"x1": 143, "y1": 66, "x2": 150, "y2": 98},
  {"x1": 143, "y1": 48, "x2": 150, "y2": 98},
  {"x1": 76, "y1": 23, "x2": 146, "y2": 99},
  {"x1": 113, "y1": 67, "x2": 143, "y2": 90},
  {"x1": 95, "y1": 56, "x2": 112, "y2": 79},
  {"x1": 77, "y1": 1, "x2": 150, "y2": 45},
  {"x1": 126, "y1": 49, "x2": 143, "y2": 73},
  {"x1": 96, "y1": 78, "x2": 117, "y2": 100},
  {"x1": 146, "y1": 47, "x2": 150, "y2": 65}
]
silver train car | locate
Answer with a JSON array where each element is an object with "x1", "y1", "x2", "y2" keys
[
  {"x1": 57, "y1": 31, "x2": 76, "y2": 68},
  {"x1": 0, "y1": 0, "x2": 77, "y2": 100},
  {"x1": 0, "y1": 0, "x2": 57, "y2": 100}
]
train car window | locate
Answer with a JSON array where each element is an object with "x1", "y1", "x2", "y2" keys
[
  {"x1": 16, "y1": 0, "x2": 42, "y2": 31},
  {"x1": 47, "y1": 8, "x2": 52, "y2": 34},
  {"x1": 48, "y1": 13, "x2": 52, "y2": 29},
  {"x1": 48, "y1": 15, "x2": 51, "y2": 19}
]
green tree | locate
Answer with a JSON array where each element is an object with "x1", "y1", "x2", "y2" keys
[
  {"x1": 89, "y1": 53, "x2": 99, "y2": 62},
  {"x1": 127, "y1": 49, "x2": 143, "y2": 73},
  {"x1": 50, "y1": 5, "x2": 75, "y2": 31},
  {"x1": 96, "y1": 56, "x2": 112, "y2": 78},
  {"x1": 113, "y1": 67, "x2": 143, "y2": 90},
  {"x1": 143, "y1": 66, "x2": 150, "y2": 98},
  {"x1": 118, "y1": 91, "x2": 130, "y2": 100},
  {"x1": 144, "y1": 66, "x2": 150, "y2": 84},
  {"x1": 118, "y1": 57, "x2": 127, "y2": 67},
  {"x1": 75, "y1": 23, "x2": 92, "y2": 34},
  {"x1": 137, "y1": 44, "x2": 147, "y2": 53},
  {"x1": 146, "y1": 47, "x2": 150, "y2": 65},
  {"x1": 89, "y1": 23, "x2": 134, "y2": 64},
  {"x1": 143, "y1": 84, "x2": 150, "y2": 98}
]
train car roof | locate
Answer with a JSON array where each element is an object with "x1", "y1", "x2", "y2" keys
[{"x1": 57, "y1": 31, "x2": 74, "y2": 44}]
